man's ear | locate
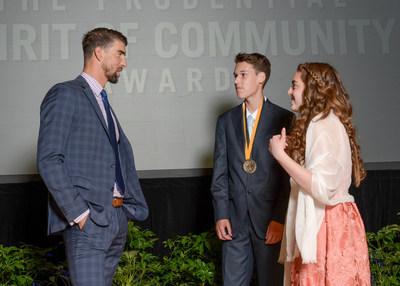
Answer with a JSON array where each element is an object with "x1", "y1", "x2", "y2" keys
[{"x1": 94, "y1": 46, "x2": 103, "y2": 62}]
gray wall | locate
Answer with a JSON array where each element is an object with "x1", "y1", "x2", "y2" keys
[{"x1": 0, "y1": 0, "x2": 399, "y2": 176}]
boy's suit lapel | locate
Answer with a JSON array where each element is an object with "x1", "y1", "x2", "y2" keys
[
  {"x1": 232, "y1": 104, "x2": 245, "y2": 157},
  {"x1": 254, "y1": 99, "x2": 274, "y2": 144}
]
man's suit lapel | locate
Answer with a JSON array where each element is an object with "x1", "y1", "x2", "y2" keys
[{"x1": 76, "y1": 76, "x2": 111, "y2": 138}]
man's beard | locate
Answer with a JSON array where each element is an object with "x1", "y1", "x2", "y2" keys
[
  {"x1": 103, "y1": 63, "x2": 120, "y2": 84},
  {"x1": 106, "y1": 72, "x2": 119, "y2": 84}
]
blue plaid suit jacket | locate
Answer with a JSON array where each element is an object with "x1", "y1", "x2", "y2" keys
[{"x1": 37, "y1": 75, "x2": 148, "y2": 234}]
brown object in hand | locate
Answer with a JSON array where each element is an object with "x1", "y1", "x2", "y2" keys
[{"x1": 112, "y1": 197, "x2": 123, "y2": 207}]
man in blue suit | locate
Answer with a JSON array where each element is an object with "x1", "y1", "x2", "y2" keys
[
  {"x1": 211, "y1": 53, "x2": 293, "y2": 285},
  {"x1": 37, "y1": 28, "x2": 148, "y2": 286}
]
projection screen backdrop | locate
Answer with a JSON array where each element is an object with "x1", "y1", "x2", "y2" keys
[{"x1": 0, "y1": 0, "x2": 399, "y2": 175}]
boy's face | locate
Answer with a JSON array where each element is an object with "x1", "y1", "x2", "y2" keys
[{"x1": 233, "y1": 61, "x2": 265, "y2": 101}]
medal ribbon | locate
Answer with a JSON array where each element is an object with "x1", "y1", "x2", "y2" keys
[{"x1": 243, "y1": 100, "x2": 263, "y2": 160}]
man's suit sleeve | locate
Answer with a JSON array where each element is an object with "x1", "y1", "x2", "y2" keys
[
  {"x1": 210, "y1": 116, "x2": 229, "y2": 222},
  {"x1": 37, "y1": 84, "x2": 88, "y2": 223},
  {"x1": 271, "y1": 164, "x2": 291, "y2": 224},
  {"x1": 271, "y1": 112, "x2": 294, "y2": 224},
  {"x1": 118, "y1": 133, "x2": 149, "y2": 222}
]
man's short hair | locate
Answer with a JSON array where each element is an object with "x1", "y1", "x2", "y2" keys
[{"x1": 82, "y1": 28, "x2": 128, "y2": 64}]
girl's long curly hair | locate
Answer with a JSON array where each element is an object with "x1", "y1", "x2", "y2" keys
[{"x1": 289, "y1": 62, "x2": 366, "y2": 187}]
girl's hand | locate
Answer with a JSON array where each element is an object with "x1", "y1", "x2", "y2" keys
[{"x1": 269, "y1": 127, "x2": 288, "y2": 160}]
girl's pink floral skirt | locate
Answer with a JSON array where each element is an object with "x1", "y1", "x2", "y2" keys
[{"x1": 290, "y1": 202, "x2": 371, "y2": 286}]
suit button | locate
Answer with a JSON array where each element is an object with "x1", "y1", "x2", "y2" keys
[
  {"x1": 111, "y1": 164, "x2": 115, "y2": 168},
  {"x1": 246, "y1": 189, "x2": 252, "y2": 194}
]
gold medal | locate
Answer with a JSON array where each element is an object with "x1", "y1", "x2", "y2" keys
[{"x1": 243, "y1": 159, "x2": 257, "y2": 174}]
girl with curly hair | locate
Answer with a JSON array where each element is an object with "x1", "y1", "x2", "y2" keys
[{"x1": 269, "y1": 62, "x2": 370, "y2": 285}]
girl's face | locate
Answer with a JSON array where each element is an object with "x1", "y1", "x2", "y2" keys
[{"x1": 288, "y1": 71, "x2": 304, "y2": 112}]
